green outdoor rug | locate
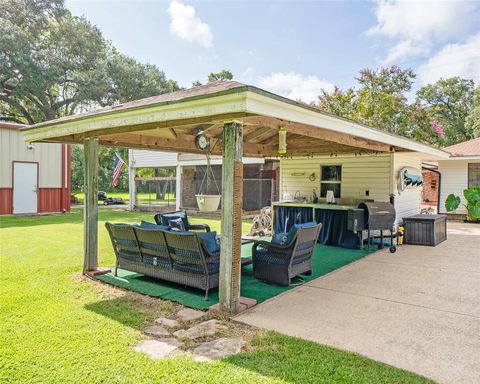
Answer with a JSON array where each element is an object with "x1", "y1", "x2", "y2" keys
[{"x1": 96, "y1": 243, "x2": 374, "y2": 309}]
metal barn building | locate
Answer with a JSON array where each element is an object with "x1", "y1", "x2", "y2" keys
[{"x1": 0, "y1": 122, "x2": 71, "y2": 215}]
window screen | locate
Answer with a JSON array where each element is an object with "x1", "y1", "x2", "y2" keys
[
  {"x1": 468, "y1": 163, "x2": 480, "y2": 188},
  {"x1": 320, "y1": 165, "x2": 342, "y2": 198}
]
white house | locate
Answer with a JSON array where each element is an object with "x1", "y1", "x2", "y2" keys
[{"x1": 437, "y1": 138, "x2": 480, "y2": 215}]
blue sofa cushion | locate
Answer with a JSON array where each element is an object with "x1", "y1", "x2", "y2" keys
[
  {"x1": 197, "y1": 231, "x2": 220, "y2": 254},
  {"x1": 271, "y1": 232, "x2": 289, "y2": 246},
  {"x1": 286, "y1": 221, "x2": 317, "y2": 244},
  {"x1": 160, "y1": 212, "x2": 189, "y2": 230},
  {"x1": 139, "y1": 220, "x2": 170, "y2": 231}
]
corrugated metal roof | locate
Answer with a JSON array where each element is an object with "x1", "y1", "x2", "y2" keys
[{"x1": 443, "y1": 138, "x2": 480, "y2": 156}]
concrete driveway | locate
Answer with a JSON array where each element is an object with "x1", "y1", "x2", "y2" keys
[{"x1": 236, "y1": 222, "x2": 480, "y2": 384}]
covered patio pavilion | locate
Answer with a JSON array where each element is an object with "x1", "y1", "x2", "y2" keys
[{"x1": 22, "y1": 80, "x2": 448, "y2": 314}]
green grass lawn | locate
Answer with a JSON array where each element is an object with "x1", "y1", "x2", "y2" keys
[{"x1": 0, "y1": 210, "x2": 434, "y2": 384}]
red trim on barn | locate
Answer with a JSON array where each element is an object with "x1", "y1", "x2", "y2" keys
[
  {"x1": 38, "y1": 188, "x2": 63, "y2": 213},
  {"x1": 0, "y1": 188, "x2": 13, "y2": 214}
]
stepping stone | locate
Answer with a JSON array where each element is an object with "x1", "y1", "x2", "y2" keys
[
  {"x1": 193, "y1": 338, "x2": 245, "y2": 361},
  {"x1": 173, "y1": 319, "x2": 224, "y2": 340},
  {"x1": 154, "y1": 317, "x2": 180, "y2": 328},
  {"x1": 144, "y1": 325, "x2": 170, "y2": 338},
  {"x1": 133, "y1": 338, "x2": 183, "y2": 360},
  {"x1": 177, "y1": 308, "x2": 205, "y2": 321}
]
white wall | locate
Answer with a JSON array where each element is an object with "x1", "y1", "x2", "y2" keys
[
  {"x1": 392, "y1": 152, "x2": 423, "y2": 221},
  {"x1": 438, "y1": 159, "x2": 480, "y2": 214},
  {"x1": 0, "y1": 128, "x2": 62, "y2": 188},
  {"x1": 130, "y1": 149, "x2": 178, "y2": 168},
  {"x1": 280, "y1": 154, "x2": 393, "y2": 203}
]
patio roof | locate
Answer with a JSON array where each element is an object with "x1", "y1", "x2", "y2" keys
[{"x1": 22, "y1": 80, "x2": 449, "y2": 159}]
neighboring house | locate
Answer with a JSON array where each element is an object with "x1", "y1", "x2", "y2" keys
[
  {"x1": 128, "y1": 150, "x2": 279, "y2": 211},
  {"x1": 0, "y1": 122, "x2": 71, "y2": 215},
  {"x1": 437, "y1": 138, "x2": 480, "y2": 215}
]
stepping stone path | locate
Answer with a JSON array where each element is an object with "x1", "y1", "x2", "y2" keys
[
  {"x1": 193, "y1": 338, "x2": 245, "y2": 361},
  {"x1": 154, "y1": 317, "x2": 179, "y2": 328},
  {"x1": 173, "y1": 319, "x2": 225, "y2": 340},
  {"x1": 177, "y1": 308, "x2": 205, "y2": 321},
  {"x1": 133, "y1": 338, "x2": 183, "y2": 360},
  {"x1": 144, "y1": 325, "x2": 170, "y2": 338}
]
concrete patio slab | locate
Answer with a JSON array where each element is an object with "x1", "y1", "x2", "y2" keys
[{"x1": 236, "y1": 222, "x2": 480, "y2": 384}]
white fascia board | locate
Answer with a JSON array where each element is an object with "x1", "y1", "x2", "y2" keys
[
  {"x1": 245, "y1": 91, "x2": 450, "y2": 160},
  {"x1": 443, "y1": 156, "x2": 480, "y2": 161},
  {"x1": 23, "y1": 92, "x2": 248, "y2": 142}
]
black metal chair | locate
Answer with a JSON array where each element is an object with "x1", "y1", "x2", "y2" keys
[
  {"x1": 154, "y1": 210, "x2": 211, "y2": 232},
  {"x1": 252, "y1": 223, "x2": 322, "y2": 286}
]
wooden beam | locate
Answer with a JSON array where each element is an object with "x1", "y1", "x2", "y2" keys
[
  {"x1": 83, "y1": 138, "x2": 99, "y2": 273},
  {"x1": 240, "y1": 116, "x2": 391, "y2": 152},
  {"x1": 243, "y1": 126, "x2": 271, "y2": 142},
  {"x1": 96, "y1": 132, "x2": 273, "y2": 157},
  {"x1": 219, "y1": 122, "x2": 243, "y2": 314}
]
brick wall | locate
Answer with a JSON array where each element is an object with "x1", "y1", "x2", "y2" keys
[
  {"x1": 181, "y1": 168, "x2": 197, "y2": 208},
  {"x1": 422, "y1": 170, "x2": 439, "y2": 204}
]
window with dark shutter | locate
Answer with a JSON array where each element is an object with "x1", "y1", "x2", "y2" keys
[{"x1": 468, "y1": 163, "x2": 480, "y2": 188}]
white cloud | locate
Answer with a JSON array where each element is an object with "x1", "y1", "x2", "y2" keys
[
  {"x1": 258, "y1": 72, "x2": 334, "y2": 104},
  {"x1": 417, "y1": 32, "x2": 480, "y2": 85},
  {"x1": 368, "y1": 0, "x2": 479, "y2": 62},
  {"x1": 168, "y1": 1, "x2": 213, "y2": 48}
]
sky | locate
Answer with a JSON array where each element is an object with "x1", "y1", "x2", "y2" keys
[{"x1": 65, "y1": 0, "x2": 480, "y2": 103}]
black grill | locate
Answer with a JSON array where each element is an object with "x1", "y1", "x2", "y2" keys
[{"x1": 358, "y1": 202, "x2": 396, "y2": 231}]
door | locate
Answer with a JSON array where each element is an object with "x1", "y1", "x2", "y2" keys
[{"x1": 13, "y1": 162, "x2": 38, "y2": 214}]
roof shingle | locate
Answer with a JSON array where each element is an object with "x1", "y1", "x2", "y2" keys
[{"x1": 443, "y1": 138, "x2": 480, "y2": 156}]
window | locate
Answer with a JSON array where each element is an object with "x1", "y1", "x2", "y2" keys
[
  {"x1": 320, "y1": 165, "x2": 342, "y2": 198},
  {"x1": 468, "y1": 163, "x2": 480, "y2": 188}
]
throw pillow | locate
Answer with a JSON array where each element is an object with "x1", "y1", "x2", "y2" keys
[
  {"x1": 169, "y1": 218, "x2": 186, "y2": 232},
  {"x1": 271, "y1": 232, "x2": 289, "y2": 246},
  {"x1": 197, "y1": 231, "x2": 220, "y2": 254},
  {"x1": 160, "y1": 212, "x2": 189, "y2": 230},
  {"x1": 139, "y1": 220, "x2": 170, "y2": 231}
]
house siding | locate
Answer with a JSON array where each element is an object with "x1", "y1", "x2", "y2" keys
[
  {"x1": 392, "y1": 152, "x2": 423, "y2": 222},
  {"x1": 437, "y1": 159, "x2": 480, "y2": 214},
  {"x1": 130, "y1": 150, "x2": 178, "y2": 168},
  {"x1": 279, "y1": 154, "x2": 393, "y2": 203}
]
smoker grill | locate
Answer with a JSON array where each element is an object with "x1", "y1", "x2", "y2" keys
[{"x1": 357, "y1": 202, "x2": 397, "y2": 253}]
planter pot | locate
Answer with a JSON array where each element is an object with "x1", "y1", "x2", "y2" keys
[{"x1": 196, "y1": 194, "x2": 221, "y2": 212}]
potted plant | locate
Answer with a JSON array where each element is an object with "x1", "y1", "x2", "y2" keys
[{"x1": 445, "y1": 187, "x2": 480, "y2": 222}]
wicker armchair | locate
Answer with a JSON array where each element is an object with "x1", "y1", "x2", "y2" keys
[
  {"x1": 252, "y1": 223, "x2": 322, "y2": 286},
  {"x1": 154, "y1": 210, "x2": 211, "y2": 232}
]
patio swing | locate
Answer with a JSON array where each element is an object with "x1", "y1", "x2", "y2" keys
[{"x1": 195, "y1": 153, "x2": 221, "y2": 212}]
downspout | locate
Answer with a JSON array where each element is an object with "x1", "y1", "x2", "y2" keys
[{"x1": 421, "y1": 166, "x2": 441, "y2": 213}]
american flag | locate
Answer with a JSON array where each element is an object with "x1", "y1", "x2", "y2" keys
[{"x1": 112, "y1": 153, "x2": 125, "y2": 188}]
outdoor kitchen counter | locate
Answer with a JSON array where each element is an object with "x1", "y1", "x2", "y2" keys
[{"x1": 272, "y1": 202, "x2": 359, "y2": 249}]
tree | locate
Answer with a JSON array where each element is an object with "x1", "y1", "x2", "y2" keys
[
  {"x1": 208, "y1": 70, "x2": 233, "y2": 82},
  {"x1": 465, "y1": 85, "x2": 480, "y2": 138},
  {"x1": 416, "y1": 77, "x2": 476, "y2": 145},
  {"x1": 318, "y1": 66, "x2": 418, "y2": 136},
  {"x1": 0, "y1": 0, "x2": 179, "y2": 124}
]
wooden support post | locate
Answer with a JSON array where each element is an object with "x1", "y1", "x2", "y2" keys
[
  {"x1": 219, "y1": 122, "x2": 243, "y2": 314},
  {"x1": 83, "y1": 137, "x2": 99, "y2": 273}
]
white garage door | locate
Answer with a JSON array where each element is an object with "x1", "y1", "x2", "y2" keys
[{"x1": 13, "y1": 162, "x2": 38, "y2": 214}]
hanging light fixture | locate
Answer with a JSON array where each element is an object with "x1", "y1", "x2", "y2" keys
[{"x1": 278, "y1": 127, "x2": 287, "y2": 155}]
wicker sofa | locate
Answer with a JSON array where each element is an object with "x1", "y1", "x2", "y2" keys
[
  {"x1": 252, "y1": 223, "x2": 322, "y2": 286},
  {"x1": 105, "y1": 222, "x2": 220, "y2": 299}
]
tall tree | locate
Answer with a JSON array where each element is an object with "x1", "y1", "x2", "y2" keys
[
  {"x1": 0, "y1": 0, "x2": 179, "y2": 124},
  {"x1": 208, "y1": 69, "x2": 233, "y2": 82},
  {"x1": 416, "y1": 77, "x2": 475, "y2": 145},
  {"x1": 318, "y1": 66, "x2": 417, "y2": 136}
]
